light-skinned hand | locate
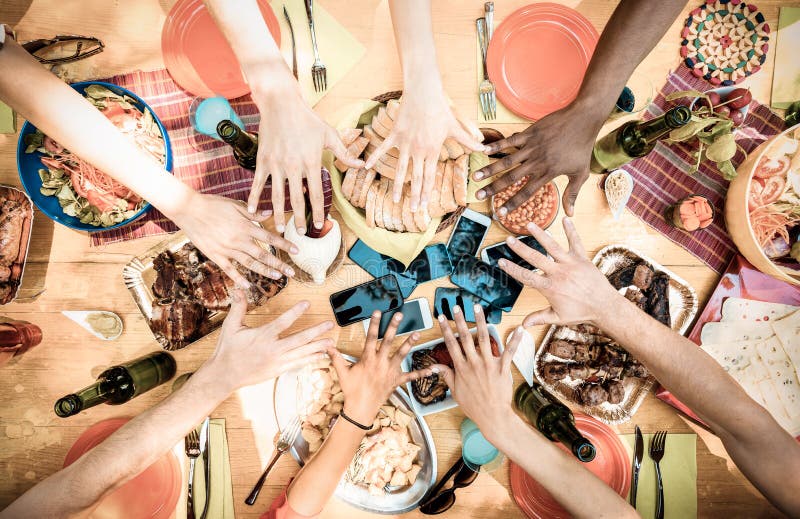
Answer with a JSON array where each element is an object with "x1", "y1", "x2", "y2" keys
[
  {"x1": 498, "y1": 217, "x2": 617, "y2": 327},
  {"x1": 206, "y1": 290, "x2": 334, "y2": 392},
  {"x1": 328, "y1": 311, "x2": 434, "y2": 425}
]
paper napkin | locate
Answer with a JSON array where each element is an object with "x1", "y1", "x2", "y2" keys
[
  {"x1": 193, "y1": 419, "x2": 235, "y2": 519},
  {"x1": 771, "y1": 7, "x2": 800, "y2": 110}
]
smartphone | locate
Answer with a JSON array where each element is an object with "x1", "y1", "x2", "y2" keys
[
  {"x1": 362, "y1": 298, "x2": 433, "y2": 339},
  {"x1": 330, "y1": 274, "x2": 404, "y2": 327},
  {"x1": 481, "y1": 235, "x2": 548, "y2": 271},
  {"x1": 446, "y1": 208, "x2": 492, "y2": 260},
  {"x1": 434, "y1": 287, "x2": 502, "y2": 324},
  {"x1": 347, "y1": 239, "x2": 416, "y2": 298},
  {"x1": 451, "y1": 255, "x2": 523, "y2": 312},
  {"x1": 406, "y1": 244, "x2": 452, "y2": 284}
]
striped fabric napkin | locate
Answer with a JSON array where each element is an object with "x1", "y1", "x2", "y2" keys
[{"x1": 618, "y1": 67, "x2": 785, "y2": 274}]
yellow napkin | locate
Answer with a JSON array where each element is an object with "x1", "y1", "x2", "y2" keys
[
  {"x1": 193, "y1": 419, "x2": 235, "y2": 519},
  {"x1": 324, "y1": 100, "x2": 442, "y2": 267},
  {"x1": 620, "y1": 433, "x2": 697, "y2": 519},
  {"x1": 273, "y1": 0, "x2": 366, "y2": 107},
  {"x1": 0, "y1": 101, "x2": 15, "y2": 134},
  {"x1": 475, "y1": 23, "x2": 531, "y2": 124},
  {"x1": 771, "y1": 7, "x2": 800, "y2": 109}
]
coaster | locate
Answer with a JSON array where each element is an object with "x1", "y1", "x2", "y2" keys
[{"x1": 680, "y1": 0, "x2": 770, "y2": 86}]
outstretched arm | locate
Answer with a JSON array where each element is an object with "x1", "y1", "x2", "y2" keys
[
  {"x1": 365, "y1": 0, "x2": 484, "y2": 211},
  {"x1": 500, "y1": 218, "x2": 800, "y2": 517},
  {"x1": 432, "y1": 308, "x2": 637, "y2": 519},
  {"x1": 0, "y1": 39, "x2": 299, "y2": 287},
  {"x1": 204, "y1": 0, "x2": 362, "y2": 234},
  {"x1": 475, "y1": 0, "x2": 687, "y2": 215},
  {"x1": 1, "y1": 294, "x2": 333, "y2": 519}
]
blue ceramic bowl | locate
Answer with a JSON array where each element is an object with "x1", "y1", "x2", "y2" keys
[{"x1": 16, "y1": 81, "x2": 173, "y2": 232}]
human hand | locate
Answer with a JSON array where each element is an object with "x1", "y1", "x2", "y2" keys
[
  {"x1": 328, "y1": 311, "x2": 434, "y2": 425},
  {"x1": 173, "y1": 193, "x2": 298, "y2": 287},
  {"x1": 364, "y1": 84, "x2": 484, "y2": 211},
  {"x1": 498, "y1": 217, "x2": 618, "y2": 327},
  {"x1": 473, "y1": 103, "x2": 602, "y2": 216},
  {"x1": 432, "y1": 306, "x2": 521, "y2": 438},
  {"x1": 250, "y1": 81, "x2": 363, "y2": 233},
  {"x1": 205, "y1": 290, "x2": 334, "y2": 392}
]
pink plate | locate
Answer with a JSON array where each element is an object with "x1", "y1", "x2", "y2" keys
[
  {"x1": 162, "y1": 0, "x2": 281, "y2": 99},
  {"x1": 510, "y1": 414, "x2": 630, "y2": 519},
  {"x1": 487, "y1": 3, "x2": 599, "y2": 120},
  {"x1": 64, "y1": 418, "x2": 182, "y2": 519}
]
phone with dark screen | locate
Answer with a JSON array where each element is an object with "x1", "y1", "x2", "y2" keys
[
  {"x1": 329, "y1": 275, "x2": 404, "y2": 326},
  {"x1": 406, "y1": 244, "x2": 452, "y2": 284},
  {"x1": 450, "y1": 255, "x2": 522, "y2": 312},
  {"x1": 348, "y1": 239, "x2": 416, "y2": 298},
  {"x1": 362, "y1": 298, "x2": 433, "y2": 339},
  {"x1": 446, "y1": 209, "x2": 491, "y2": 261},
  {"x1": 434, "y1": 287, "x2": 502, "y2": 324},
  {"x1": 481, "y1": 235, "x2": 547, "y2": 271}
]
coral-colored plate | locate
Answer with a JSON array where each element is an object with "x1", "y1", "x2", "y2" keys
[
  {"x1": 64, "y1": 418, "x2": 182, "y2": 519},
  {"x1": 162, "y1": 0, "x2": 281, "y2": 98},
  {"x1": 487, "y1": 3, "x2": 598, "y2": 120},
  {"x1": 510, "y1": 414, "x2": 630, "y2": 518}
]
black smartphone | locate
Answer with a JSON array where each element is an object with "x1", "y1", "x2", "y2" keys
[
  {"x1": 446, "y1": 208, "x2": 491, "y2": 261},
  {"x1": 363, "y1": 298, "x2": 434, "y2": 339},
  {"x1": 451, "y1": 255, "x2": 523, "y2": 312},
  {"x1": 406, "y1": 244, "x2": 453, "y2": 284},
  {"x1": 481, "y1": 235, "x2": 547, "y2": 271},
  {"x1": 347, "y1": 239, "x2": 416, "y2": 298},
  {"x1": 329, "y1": 274, "x2": 404, "y2": 327},
  {"x1": 434, "y1": 287, "x2": 502, "y2": 324}
]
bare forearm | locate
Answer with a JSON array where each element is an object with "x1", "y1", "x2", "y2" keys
[
  {"x1": 286, "y1": 420, "x2": 365, "y2": 516},
  {"x1": 388, "y1": 0, "x2": 442, "y2": 91},
  {"x1": 1, "y1": 365, "x2": 232, "y2": 519},
  {"x1": 491, "y1": 415, "x2": 636, "y2": 519},
  {"x1": 0, "y1": 41, "x2": 196, "y2": 220},
  {"x1": 574, "y1": 0, "x2": 687, "y2": 125}
]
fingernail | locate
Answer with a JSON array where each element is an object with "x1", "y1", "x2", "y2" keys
[
  {"x1": 411, "y1": 332, "x2": 420, "y2": 340},
  {"x1": 411, "y1": 202, "x2": 418, "y2": 211},
  {"x1": 394, "y1": 313, "x2": 403, "y2": 321},
  {"x1": 276, "y1": 224, "x2": 285, "y2": 233},
  {"x1": 373, "y1": 310, "x2": 381, "y2": 318},
  {"x1": 270, "y1": 270, "x2": 282, "y2": 279},
  {"x1": 291, "y1": 246, "x2": 299, "y2": 254},
  {"x1": 474, "y1": 171, "x2": 484, "y2": 180},
  {"x1": 564, "y1": 216, "x2": 572, "y2": 225},
  {"x1": 314, "y1": 221, "x2": 323, "y2": 229},
  {"x1": 476, "y1": 189, "x2": 485, "y2": 199},
  {"x1": 498, "y1": 258, "x2": 507, "y2": 267},
  {"x1": 394, "y1": 194, "x2": 401, "y2": 203},
  {"x1": 297, "y1": 226, "x2": 306, "y2": 235},
  {"x1": 431, "y1": 366, "x2": 440, "y2": 374},
  {"x1": 300, "y1": 301, "x2": 310, "y2": 310},
  {"x1": 248, "y1": 205, "x2": 256, "y2": 214},
  {"x1": 453, "y1": 305, "x2": 461, "y2": 315},
  {"x1": 474, "y1": 304, "x2": 482, "y2": 314},
  {"x1": 437, "y1": 314, "x2": 445, "y2": 322},
  {"x1": 506, "y1": 236, "x2": 516, "y2": 245},
  {"x1": 325, "y1": 321, "x2": 335, "y2": 330},
  {"x1": 497, "y1": 206, "x2": 508, "y2": 217},
  {"x1": 261, "y1": 210, "x2": 272, "y2": 217},
  {"x1": 285, "y1": 266, "x2": 295, "y2": 277},
  {"x1": 517, "y1": 326, "x2": 525, "y2": 335}
]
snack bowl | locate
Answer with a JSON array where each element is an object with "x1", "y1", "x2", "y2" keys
[
  {"x1": 492, "y1": 180, "x2": 559, "y2": 234},
  {"x1": 16, "y1": 81, "x2": 173, "y2": 232},
  {"x1": 690, "y1": 86, "x2": 750, "y2": 127}
]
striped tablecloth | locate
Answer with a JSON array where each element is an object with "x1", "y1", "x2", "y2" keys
[
  {"x1": 90, "y1": 69, "x2": 261, "y2": 246},
  {"x1": 620, "y1": 67, "x2": 785, "y2": 274}
]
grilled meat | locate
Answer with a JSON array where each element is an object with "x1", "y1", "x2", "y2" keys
[
  {"x1": 0, "y1": 199, "x2": 26, "y2": 266},
  {"x1": 646, "y1": 274, "x2": 671, "y2": 327},
  {"x1": 568, "y1": 363, "x2": 590, "y2": 380},
  {"x1": 624, "y1": 287, "x2": 647, "y2": 310},
  {"x1": 572, "y1": 323, "x2": 601, "y2": 335},
  {"x1": 152, "y1": 252, "x2": 179, "y2": 299},
  {"x1": 410, "y1": 350, "x2": 448, "y2": 405},
  {"x1": 624, "y1": 359, "x2": 649, "y2": 379},
  {"x1": 609, "y1": 262, "x2": 655, "y2": 290},
  {"x1": 186, "y1": 262, "x2": 236, "y2": 310},
  {"x1": 573, "y1": 342, "x2": 596, "y2": 363},
  {"x1": 606, "y1": 380, "x2": 625, "y2": 404},
  {"x1": 542, "y1": 363, "x2": 569, "y2": 383},
  {"x1": 150, "y1": 298, "x2": 206, "y2": 350},
  {"x1": 632, "y1": 264, "x2": 654, "y2": 290},
  {"x1": 548, "y1": 340, "x2": 576, "y2": 359},
  {"x1": 578, "y1": 383, "x2": 609, "y2": 406}
]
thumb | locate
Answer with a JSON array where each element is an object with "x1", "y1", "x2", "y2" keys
[
  {"x1": 431, "y1": 363, "x2": 454, "y2": 390},
  {"x1": 327, "y1": 129, "x2": 364, "y2": 168},
  {"x1": 562, "y1": 174, "x2": 587, "y2": 217},
  {"x1": 522, "y1": 307, "x2": 560, "y2": 327},
  {"x1": 326, "y1": 345, "x2": 349, "y2": 378},
  {"x1": 223, "y1": 288, "x2": 248, "y2": 331}
]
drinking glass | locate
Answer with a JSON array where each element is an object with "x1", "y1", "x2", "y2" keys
[
  {"x1": 460, "y1": 418, "x2": 504, "y2": 472},
  {"x1": 609, "y1": 70, "x2": 654, "y2": 120},
  {"x1": 188, "y1": 96, "x2": 245, "y2": 140}
]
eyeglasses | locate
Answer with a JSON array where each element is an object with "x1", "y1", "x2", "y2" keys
[
  {"x1": 419, "y1": 457, "x2": 479, "y2": 515},
  {"x1": 21, "y1": 35, "x2": 104, "y2": 64}
]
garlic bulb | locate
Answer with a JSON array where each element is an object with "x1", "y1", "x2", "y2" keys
[{"x1": 284, "y1": 215, "x2": 341, "y2": 284}]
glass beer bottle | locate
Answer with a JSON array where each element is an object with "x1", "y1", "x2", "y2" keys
[
  {"x1": 514, "y1": 382, "x2": 596, "y2": 462},
  {"x1": 54, "y1": 351, "x2": 177, "y2": 417},
  {"x1": 217, "y1": 119, "x2": 258, "y2": 170}
]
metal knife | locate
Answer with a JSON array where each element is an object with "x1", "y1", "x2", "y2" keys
[
  {"x1": 198, "y1": 417, "x2": 211, "y2": 519},
  {"x1": 283, "y1": 5, "x2": 298, "y2": 79},
  {"x1": 630, "y1": 425, "x2": 643, "y2": 507}
]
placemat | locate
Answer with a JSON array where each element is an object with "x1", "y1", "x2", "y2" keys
[{"x1": 618, "y1": 66, "x2": 785, "y2": 274}]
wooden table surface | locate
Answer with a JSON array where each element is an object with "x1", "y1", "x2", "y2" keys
[{"x1": 0, "y1": 0, "x2": 791, "y2": 517}]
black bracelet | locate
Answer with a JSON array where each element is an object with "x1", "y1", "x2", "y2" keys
[{"x1": 339, "y1": 410, "x2": 372, "y2": 430}]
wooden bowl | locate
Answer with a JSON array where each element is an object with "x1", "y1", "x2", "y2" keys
[{"x1": 725, "y1": 124, "x2": 800, "y2": 285}]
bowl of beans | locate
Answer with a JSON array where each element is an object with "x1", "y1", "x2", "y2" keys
[{"x1": 492, "y1": 179, "x2": 559, "y2": 234}]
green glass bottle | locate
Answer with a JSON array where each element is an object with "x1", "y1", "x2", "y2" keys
[
  {"x1": 217, "y1": 119, "x2": 258, "y2": 170},
  {"x1": 54, "y1": 351, "x2": 176, "y2": 418},
  {"x1": 590, "y1": 106, "x2": 692, "y2": 174},
  {"x1": 514, "y1": 382, "x2": 596, "y2": 462}
]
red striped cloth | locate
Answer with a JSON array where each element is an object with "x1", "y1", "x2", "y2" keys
[
  {"x1": 618, "y1": 67, "x2": 785, "y2": 273},
  {"x1": 90, "y1": 69, "x2": 262, "y2": 246}
]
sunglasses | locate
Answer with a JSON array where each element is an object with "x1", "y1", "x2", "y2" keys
[
  {"x1": 419, "y1": 457, "x2": 480, "y2": 515},
  {"x1": 21, "y1": 35, "x2": 104, "y2": 64}
]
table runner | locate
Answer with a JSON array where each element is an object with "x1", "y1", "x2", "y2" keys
[
  {"x1": 89, "y1": 69, "x2": 262, "y2": 246},
  {"x1": 618, "y1": 66, "x2": 785, "y2": 274}
]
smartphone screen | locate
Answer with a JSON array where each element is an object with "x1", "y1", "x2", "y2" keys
[
  {"x1": 348, "y1": 240, "x2": 416, "y2": 298},
  {"x1": 434, "y1": 287, "x2": 502, "y2": 324},
  {"x1": 451, "y1": 255, "x2": 522, "y2": 312},
  {"x1": 406, "y1": 244, "x2": 452, "y2": 284},
  {"x1": 367, "y1": 299, "x2": 431, "y2": 339},
  {"x1": 447, "y1": 214, "x2": 489, "y2": 260},
  {"x1": 483, "y1": 236, "x2": 547, "y2": 271},
  {"x1": 330, "y1": 274, "x2": 403, "y2": 326}
]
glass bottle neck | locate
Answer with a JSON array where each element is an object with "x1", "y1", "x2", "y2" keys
[
  {"x1": 54, "y1": 381, "x2": 109, "y2": 417},
  {"x1": 217, "y1": 120, "x2": 257, "y2": 153},
  {"x1": 549, "y1": 419, "x2": 596, "y2": 462}
]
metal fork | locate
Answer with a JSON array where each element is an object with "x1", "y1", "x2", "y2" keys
[
  {"x1": 476, "y1": 18, "x2": 496, "y2": 120},
  {"x1": 304, "y1": 0, "x2": 326, "y2": 92},
  {"x1": 649, "y1": 430, "x2": 668, "y2": 519},
  {"x1": 245, "y1": 416, "x2": 302, "y2": 505},
  {"x1": 184, "y1": 428, "x2": 201, "y2": 519}
]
